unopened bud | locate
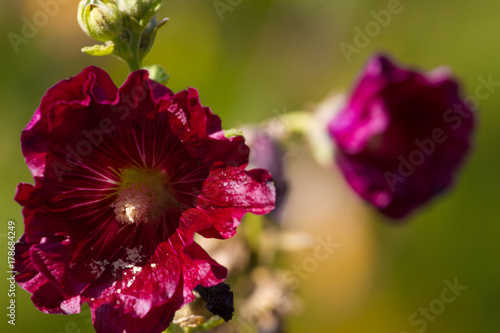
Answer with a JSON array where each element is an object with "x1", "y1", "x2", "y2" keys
[
  {"x1": 116, "y1": 0, "x2": 160, "y2": 20},
  {"x1": 78, "y1": 0, "x2": 122, "y2": 42}
]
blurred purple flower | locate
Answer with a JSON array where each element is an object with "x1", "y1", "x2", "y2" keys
[
  {"x1": 245, "y1": 129, "x2": 288, "y2": 222},
  {"x1": 328, "y1": 55, "x2": 475, "y2": 219}
]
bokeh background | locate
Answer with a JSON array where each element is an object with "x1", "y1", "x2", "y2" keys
[{"x1": 1, "y1": 0, "x2": 499, "y2": 332}]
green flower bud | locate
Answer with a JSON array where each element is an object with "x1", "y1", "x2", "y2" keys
[
  {"x1": 116, "y1": 0, "x2": 160, "y2": 20},
  {"x1": 78, "y1": 0, "x2": 122, "y2": 42}
]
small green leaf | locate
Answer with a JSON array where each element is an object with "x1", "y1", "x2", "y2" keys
[
  {"x1": 224, "y1": 129, "x2": 244, "y2": 139},
  {"x1": 197, "y1": 316, "x2": 225, "y2": 330},
  {"x1": 145, "y1": 65, "x2": 169, "y2": 84},
  {"x1": 81, "y1": 43, "x2": 115, "y2": 56}
]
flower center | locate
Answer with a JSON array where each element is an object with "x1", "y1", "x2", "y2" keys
[
  {"x1": 112, "y1": 183, "x2": 155, "y2": 224},
  {"x1": 112, "y1": 168, "x2": 176, "y2": 225}
]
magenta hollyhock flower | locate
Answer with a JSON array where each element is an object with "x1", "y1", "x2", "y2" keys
[
  {"x1": 15, "y1": 66, "x2": 275, "y2": 332},
  {"x1": 328, "y1": 55, "x2": 475, "y2": 219}
]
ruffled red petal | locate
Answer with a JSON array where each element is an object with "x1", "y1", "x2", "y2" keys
[{"x1": 197, "y1": 167, "x2": 275, "y2": 238}]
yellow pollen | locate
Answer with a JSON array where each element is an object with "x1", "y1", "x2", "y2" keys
[{"x1": 112, "y1": 183, "x2": 155, "y2": 225}]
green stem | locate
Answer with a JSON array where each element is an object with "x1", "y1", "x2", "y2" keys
[
  {"x1": 125, "y1": 30, "x2": 143, "y2": 71},
  {"x1": 280, "y1": 111, "x2": 312, "y2": 136}
]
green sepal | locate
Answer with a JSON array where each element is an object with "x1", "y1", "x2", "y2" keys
[
  {"x1": 124, "y1": 1, "x2": 162, "y2": 33},
  {"x1": 139, "y1": 17, "x2": 168, "y2": 59},
  {"x1": 139, "y1": 2, "x2": 163, "y2": 28},
  {"x1": 128, "y1": 16, "x2": 144, "y2": 33},
  {"x1": 81, "y1": 43, "x2": 115, "y2": 56}
]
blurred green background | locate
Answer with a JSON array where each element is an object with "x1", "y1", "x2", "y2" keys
[{"x1": 1, "y1": 0, "x2": 499, "y2": 332}]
